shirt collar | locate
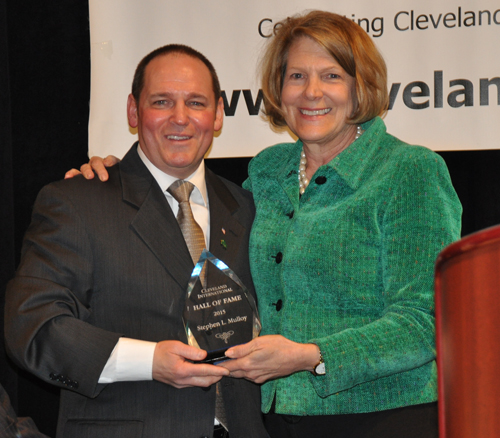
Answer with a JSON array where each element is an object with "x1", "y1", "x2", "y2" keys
[{"x1": 137, "y1": 144, "x2": 208, "y2": 207}]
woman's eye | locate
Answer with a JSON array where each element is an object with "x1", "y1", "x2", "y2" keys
[{"x1": 287, "y1": 72, "x2": 304, "y2": 80}]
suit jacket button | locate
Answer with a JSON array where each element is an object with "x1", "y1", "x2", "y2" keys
[
  {"x1": 315, "y1": 176, "x2": 327, "y2": 184},
  {"x1": 275, "y1": 252, "x2": 283, "y2": 263},
  {"x1": 273, "y1": 299, "x2": 283, "y2": 311},
  {"x1": 286, "y1": 211, "x2": 294, "y2": 219}
]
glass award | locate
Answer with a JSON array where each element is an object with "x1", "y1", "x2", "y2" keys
[{"x1": 183, "y1": 249, "x2": 261, "y2": 364}]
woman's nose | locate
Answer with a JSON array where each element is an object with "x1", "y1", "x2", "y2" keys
[{"x1": 304, "y1": 76, "x2": 323, "y2": 100}]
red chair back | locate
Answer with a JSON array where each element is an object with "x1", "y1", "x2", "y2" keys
[{"x1": 435, "y1": 225, "x2": 500, "y2": 437}]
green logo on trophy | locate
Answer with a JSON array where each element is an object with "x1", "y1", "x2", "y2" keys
[{"x1": 183, "y1": 249, "x2": 261, "y2": 363}]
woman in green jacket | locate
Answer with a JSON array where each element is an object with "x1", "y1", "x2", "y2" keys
[{"x1": 223, "y1": 11, "x2": 462, "y2": 438}]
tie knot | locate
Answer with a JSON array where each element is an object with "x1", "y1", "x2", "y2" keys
[{"x1": 167, "y1": 180, "x2": 195, "y2": 203}]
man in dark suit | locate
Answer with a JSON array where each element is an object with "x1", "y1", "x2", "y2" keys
[{"x1": 5, "y1": 44, "x2": 267, "y2": 438}]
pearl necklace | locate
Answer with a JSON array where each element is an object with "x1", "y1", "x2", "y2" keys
[{"x1": 299, "y1": 125, "x2": 364, "y2": 195}]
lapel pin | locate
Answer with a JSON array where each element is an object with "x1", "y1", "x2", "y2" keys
[{"x1": 220, "y1": 239, "x2": 227, "y2": 249}]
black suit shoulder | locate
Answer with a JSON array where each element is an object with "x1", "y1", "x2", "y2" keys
[{"x1": 205, "y1": 168, "x2": 255, "y2": 223}]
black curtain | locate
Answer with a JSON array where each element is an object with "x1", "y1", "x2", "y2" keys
[
  {"x1": 1, "y1": 1, "x2": 499, "y2": 436},
  {"x1": 1, "y1": 0, "x2": 91, "y2": 435},
  {"x1": 1, "y1": 0, "x2": 16, "y2": 416}
]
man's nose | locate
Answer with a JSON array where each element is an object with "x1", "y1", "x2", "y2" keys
[{"x1": 171, "y1": 102, "x2": 189, "y2": 125}]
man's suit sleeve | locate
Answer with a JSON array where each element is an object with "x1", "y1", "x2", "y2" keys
[{"x1": 5, "y1": 182, "x2": 121, "y2": 398}]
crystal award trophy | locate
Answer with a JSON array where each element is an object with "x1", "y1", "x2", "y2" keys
[{"x1": 183, "y1": 249, "x2": 261, "y2": 363}]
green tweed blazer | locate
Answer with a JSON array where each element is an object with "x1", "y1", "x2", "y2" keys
[{"x1": 243, "y1": 117, "x2": 462, "y2": 415}]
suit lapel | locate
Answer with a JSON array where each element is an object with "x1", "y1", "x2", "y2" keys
[
  {"x1": 205, "y1": 169, "x2": 245, "y2": 267},
  {"x1": 118, "y1": 149, "x2": 246, "y2": 289},
  {"x1": 277, "y1": 147, "x2": 301, "y2": 212},
  {"x1": 119, "y1": 145, "x2": 193, "y2": 289}
]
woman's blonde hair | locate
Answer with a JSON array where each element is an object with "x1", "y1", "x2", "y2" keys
[{"x1": 260, "y1": 10, "x2": 388, "y2": 128}]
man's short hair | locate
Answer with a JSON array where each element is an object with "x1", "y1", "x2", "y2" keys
[{"x1": 131, "y1": 44, "x2": 221, "y2": 104}]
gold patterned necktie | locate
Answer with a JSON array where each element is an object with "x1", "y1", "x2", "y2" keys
[{"x1": 167, "y1": 180, "x2": 206, "y2": 267}]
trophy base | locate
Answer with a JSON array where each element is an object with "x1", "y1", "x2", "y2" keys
[{"x1": 197, "y1": 348, "x2": 228, "y2": 364}]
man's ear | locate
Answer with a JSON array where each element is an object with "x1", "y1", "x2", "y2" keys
[
  {"x1": 127, "y1": 94, "x2": 139, "y2": 128},
  {"x1": 214, "y1": 97, "x2": 224, "y2": 132}
]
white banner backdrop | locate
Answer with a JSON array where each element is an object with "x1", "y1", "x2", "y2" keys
[{"x1": 88, "y1": 1, "x2": 500, "y2": 158}]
